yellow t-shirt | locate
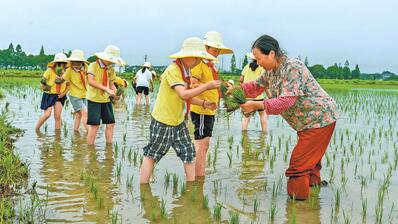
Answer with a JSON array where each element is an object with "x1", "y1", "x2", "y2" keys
[
  {"x1": 242, "y1": 64, "x2": 265, "y2": 100},
  {"x1": 86, "y1": 61, "x2": 116, "y2": 103},
  {"x1": 152, "y1": 63, "x2": 187, "y2": 126},
  {"x1": 42, "y1": 68, "x2": 67, "y2": 94},
  {"x1": 190, "y1": 61, "x2": 219, "y2": 115},
  {"x1": 62, "y1": 67, "x2": 87, "y2": 98}
]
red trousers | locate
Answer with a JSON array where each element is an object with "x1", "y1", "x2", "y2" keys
[{"x1": 285, "y1": 122, "x2": 336, "y2": 200}]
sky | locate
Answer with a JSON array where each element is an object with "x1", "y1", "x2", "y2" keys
[{"x1": 1, "y1": 0, "x2": 397, "y2": 73}]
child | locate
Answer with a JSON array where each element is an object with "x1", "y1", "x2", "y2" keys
[
  {"x1": 135, "y1": 62, "x2": 153, "y2": 106},
  {"x1": 63, "y1": 49, "x2": 89, "y2": 132},
  {"x1": 35, "y1": 53, "x2": 69, "y2": 131},
  {"x1": 190, "y1": 31, "x2": 233, "y2": 177},
  {"x1": 86, "y1": 45, "x2": 125, "y2": 145},
  {"x1": 140, "y1": 37, "x2": 221, "y2": 184},
  {"x1": 240, "y1": 53, "x2": 267, "y2": 132}
]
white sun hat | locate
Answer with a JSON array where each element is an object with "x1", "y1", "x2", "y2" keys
[
  {"x1": 95, "y1": 45, "x2": 126, "y2": 66},
  {"x1": 246, "y1": 52, "x2": 255, "y2": 60},
  {"x1": 170, "y1": 37, "x2": 217, "y2": 61},
  {"x1": 48, "y1": 53, "x2": 67, "y2": 67},
  {"x1": 67, "y1": 49, "x2": 88, "y2": 63},
  {"x1": 204, "y1": 31, "x2": 233, "y2": 55},
  {"x1": 143, "y1": 61, "x2": 152, "y2": 68}
]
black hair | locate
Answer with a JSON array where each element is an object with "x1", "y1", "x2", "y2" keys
[
  {"x1": 141, "y1": 67, "x2": 147, "y2": 73},
  {"x1": 249, "y1": 60, "x2": 259, "y2": 71},
  {"x1": 252, "y1": 35, "x2": 284, "y2": 60}
]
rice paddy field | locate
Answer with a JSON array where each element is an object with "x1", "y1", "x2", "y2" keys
[{"x1": 0, "y1": 76, "x2": 398, "y2": 223}]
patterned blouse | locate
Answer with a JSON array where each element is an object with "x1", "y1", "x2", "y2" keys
[{"x1": 242, "y1": 57, "x2": 339, "y2": 131}]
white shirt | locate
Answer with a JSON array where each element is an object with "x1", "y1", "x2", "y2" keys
[{"x1": 136, "y1": 69, "x2": 152, "y2": 87}]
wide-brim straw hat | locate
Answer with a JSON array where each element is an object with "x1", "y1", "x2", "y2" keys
[
  {"x1": 48, "y1": 53, "x2": 67, "y2": 67},
  {"x1": 170, "y1": 37, "x2": 217, "y2": 61},
  {"x1": 95, "y1": 45, "x2": 126, "y2": 66},
  {"x1": 204, "y1": 31, "x2": 233, "y2": 55},
  {"x1": 143, "y1": 61, "x2": 151, "y2": 68},
  {"x1": 67, "y1": 49, "x2": 88, "y2": 63},
  {"x1": 246, "y1": 52, "x2": 255, "y2": 60}
]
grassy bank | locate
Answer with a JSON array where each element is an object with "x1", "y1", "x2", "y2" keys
[{"x1": 0, "y1": 111, "x2": 28, "y2": 222}]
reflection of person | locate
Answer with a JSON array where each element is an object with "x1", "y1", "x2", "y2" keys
[
  {"x1": 86, "y1": 45, "x2": 125, "y2": 145},
  {"x1": 35, "y1": 53, "x2": 69, "y2": 131},
  {"x1": 285, "y1": 191, "x2": 321, "y2": 223},
  {"x1": 140, "y1": 37, "x2": 220, "y2": 184},
  {"x1": 240, "y1": 35, "x2": 339, "y2": 200},
  {"x1": 135, "y1": 62, "x2": 153, "y2": 106},
  {"x1": 240, "y1": 53, "x2": 267, "y2": 132},
  {"x1": 63, "y1": 49, "x2": 89, "y2": 133},
  {"x1": 190, "y1": 31, "x2": 233, "y2": 177}
]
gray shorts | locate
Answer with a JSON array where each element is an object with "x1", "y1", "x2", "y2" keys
[
  {"x1": 143, "y1": 118, "x2": 195, "y2": 163},
  {"x1": 68, "y1": 95, "x2": 87, "y2": 112}
]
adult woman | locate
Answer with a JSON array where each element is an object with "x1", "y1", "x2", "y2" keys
[
  {"x1": 239, "y1": 35, "x2": 339, "y2": 200},
  {"x1": 135, "y1": 62, "x2": 153, "y2": 106}
]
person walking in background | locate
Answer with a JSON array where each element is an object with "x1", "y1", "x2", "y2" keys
[
  {"x1": 240, "y1": 52, "x2": 267, "y2": 132},
  {"x1": 135, "y1": 62, "x2": 153, "y2": 106}
]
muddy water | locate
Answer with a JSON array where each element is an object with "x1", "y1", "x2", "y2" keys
[{"x1": 1, "y1": 78, "x2": 398, "y2": 223}]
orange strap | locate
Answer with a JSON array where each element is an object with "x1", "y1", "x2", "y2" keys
[
  {"x1": 52, "y1": 67, "x2": 62, "y2": 94},
  {"x1": 79, "y1": 71, "x2": 87, "y2": 90},
  {"x1": 174, "y1": 59, "x2": 191, "y2": 118},
  {"x1": 97, "y1": 60, "x2": 109, "y2": 95},
  {"x1": 206, "y1": 61, "x2": 221, "y2": 98}
]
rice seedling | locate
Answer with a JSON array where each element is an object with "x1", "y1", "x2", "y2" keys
[
  {"x1": 229, "y1": 211, "x2": 240, "y2": 224},
  {"x1": 191, "y1": 186, "x2": 198, "y2": 202},
  {"x1": 269, "y1": 202, "x2": 277, "y2": 223},
  {"x1": 202, "y1": 195, "x2": 209, "y2": 209},
  {"x1": 362, "y1": 198, "x2": 367, "y2": 222},
  {"x1": 160, "y1": 198, "x2": 167, "y2": 219},
  {"x1": 253, "y1": 196, "x2": 260, "y2": 214},
  {"x1": 180, "y1": 182, "x2": 186, "y2": 195},
  {"x1": 172, "y1": 173, "x2": 179, "y2": 189},
  {"x1": 227, "y1": 151, "x2": 232, "y2": 167},
  {"x1": 213, "y1": 203, "x2": 222, "y2": 221}
]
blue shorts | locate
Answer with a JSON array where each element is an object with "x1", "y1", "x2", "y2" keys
[{"x1": 40, "y1": 92, "x2": 66, "y2": 110}]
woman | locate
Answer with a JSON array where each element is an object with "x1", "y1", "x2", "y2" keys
[
  {"x1": 35, "y1": 53, "x2": 69, "y2": 131},
  {"x1": 135, "y1": 61, "x2": 154, "y2": 106},
  {"x1": 239, "y1": 35, "x2": 339, "y2": 200},
  {"x1": 240, "y1": 53, "x2": 267, "y2": 132},
  {"x1": 63, "y1": 49, "x2": 89, "y2": 132}
]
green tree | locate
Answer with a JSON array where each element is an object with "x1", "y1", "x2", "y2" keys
[
  {"x1": 343, "y1": 60, "x2": 351, "y2": 79},
  {"x1": 230, "y1": 54, "x2": 237, "y2": 74},
  {"x1": 304, "y1": 56, "x2": 309, "y2": 67},
  {"x1": 352, "y1": 64, "x2": 361, "y2": 79},
  {"x1": 39, "y1": 45, "x2": 45, "y2": 56},
  {"x1": 242, "y1": 55, "x2": 248, "y2": 70},
  {"x1": 309, "y1": 64, "x2": 326, "y2": 79}
]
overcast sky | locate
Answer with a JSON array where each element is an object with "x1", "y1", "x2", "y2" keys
[{"x1": 1, "y1": 0, "x2": 397, "y2": 73}]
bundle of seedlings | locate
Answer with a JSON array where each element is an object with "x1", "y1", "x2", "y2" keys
[
  {"x1": 40, "y1": 79, "x2": 51, "y2": 92},
  {"x1": 220, "y1": 81, "x2": 247, "y2": 113}
]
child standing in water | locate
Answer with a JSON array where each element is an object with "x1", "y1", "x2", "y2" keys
[
  {"x1": 140, "y1": 37, "x2": 221, "y2": 184},
  {"x1": 36, "y1": 53, "x2": 69, "y2": 131},
  {"x1": 63, "y1": 49, "x2": 89, "y2": 133}
]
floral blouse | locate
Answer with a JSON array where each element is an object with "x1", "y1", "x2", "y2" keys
[{"x1": 242, "y1": 57, "x2": 339, "y2": 131}]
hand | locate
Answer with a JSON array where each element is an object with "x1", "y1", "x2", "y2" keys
[
  {"x1": 205, "y1": 80, "x2": 221, "y2": 90},
  {"x1": 58, "y1": 93, "x2": 65, "y2": 99},
  {"x1": 113, "y1": 95, "x2": 121, "y2": 100},
  {"x1": 240, "y1": 101, "x2": 263, "y2": 116},
  {"x1": 105, "y1": 87, "x2": 115, "y2": 96},
  {"x1": 204, "y1": 101, "x2": 217, "y2": 110}
]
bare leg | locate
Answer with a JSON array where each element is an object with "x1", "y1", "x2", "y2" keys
[
  {"x1": 258, "y1": 111, "x2": 268, "y2": 132},
  {"x1": 140, "y1": 156, "x2": 155, "y2": 184},
  {"x1": 87, "y1": 125, "x2": 99, "y2": 145},
  {"x1": 145, "y1": 95, "x2": 150, "y2": 106},
  {"x1": 53, "y1": 102, "x2": 63, "y2": 130},
  {"x1": 136, "y1": 92, "x2": 142, "y2": 105},
  {"x1": 35, "y1": 107, "x2": 53, "y2": 130},
  {"x1": 74, "y1": 112, "x2": 82, "y2": 132},
  {"x1": 80, "y1": 108, "x2": 88, "y2": 132},
  {"x1": 242, "y1": 116, "x2": 251, "y2": 131},
  {"x1": 184, "y1": 162, "x2": 196, "y2": 182},
  {"x1": 194, "y1": 137, "x2": 210, "y2": 176},
  {"x1": 105, "y1": 123, "x2": 115, "y2": 144}
]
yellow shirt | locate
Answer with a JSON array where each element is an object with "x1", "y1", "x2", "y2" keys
[
  {"x1": 152, "y1": 63, "x2": 188, "y2": 126},
  {"x1": 86, "y1": 61, "x2": 116, "y2": 103},
  {"x1": 190, "y1": 61, "x2": 219, "y2": 115},
  {"x1": 42, "y1": 68, "x2": 67, "y2": 94},
  {"x1": 242, "y1": 64, "x2": 265, "y2": 100},
  {"x1": 62, "y1": 67, "x2": 87, "y2": 98}
]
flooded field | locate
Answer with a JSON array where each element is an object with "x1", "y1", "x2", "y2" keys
[{"x1": 1, "y1": 77, "x2": 398, "y2": 223}]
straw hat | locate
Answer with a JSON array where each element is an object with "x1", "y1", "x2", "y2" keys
[
  {"x1": 170, "y1": 37, "x2": 217, "y2": 61},
  {"x1": 143, "y1": 61, "x2": 151, "y2": 68},
  {"x1": 246, "y1": 52, "x2": 255, "y2": 60},
  {"x1": 95, "y1": 45, "x2": 126, "y2": 66},
  {"x1": 204, "y1": 31, "x2": 233, "y2": 55},
  {"x1": 48, "y1": 53, "x2": 67, "y2": 67},
  {"x1": 67, "y1": 49, "x2": 88, "y2": 63}
]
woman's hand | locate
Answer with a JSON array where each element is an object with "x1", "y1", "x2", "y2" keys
[{"x1": 240, "y1": 101, "x2": 264, "y2": 116}]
